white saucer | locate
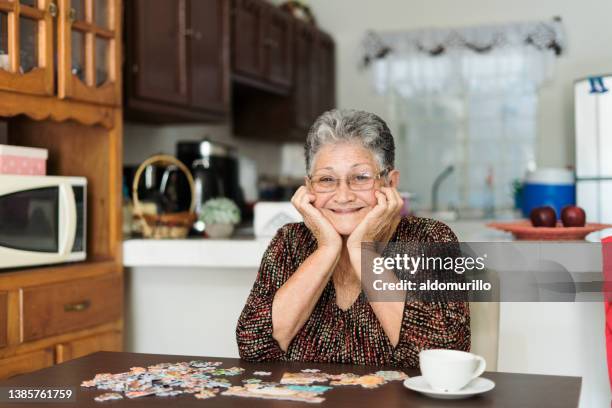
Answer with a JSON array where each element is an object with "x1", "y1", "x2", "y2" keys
[{"x1": 403, "y1": 376, "x2": 495, "y2": 399}]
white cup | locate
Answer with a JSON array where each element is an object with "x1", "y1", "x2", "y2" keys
[{"x1": 419, "y1": 349, "x2": 486, "y2": 392}]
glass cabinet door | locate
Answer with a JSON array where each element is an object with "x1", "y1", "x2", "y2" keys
[
  {"x1": 58, "y1": 0, "x2": 120, "y2": 106},
  {"x1": 0, "y1": 0, "x2": 54, "y2": 95}
]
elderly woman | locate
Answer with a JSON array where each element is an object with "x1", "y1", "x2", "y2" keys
[{"x1": 236, "y1": 109, "x2": 470, "y2": 367}]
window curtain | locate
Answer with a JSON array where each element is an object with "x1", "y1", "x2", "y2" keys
[{"x1": 363, "y1": 19, "x2": 564, "y2": 215}]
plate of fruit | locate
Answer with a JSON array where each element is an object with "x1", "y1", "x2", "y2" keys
[{"x1": 487, "y1": 206, "x2": 612, "y2": 241}]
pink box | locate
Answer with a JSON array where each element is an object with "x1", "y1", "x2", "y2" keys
[{"x1": 0, "y1": 144, "x2": 48, "y2": 175}]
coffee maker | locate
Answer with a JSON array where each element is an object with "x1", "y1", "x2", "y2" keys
[{"x1": 176, "y1": 139, "x2": 245, "y2": 233}]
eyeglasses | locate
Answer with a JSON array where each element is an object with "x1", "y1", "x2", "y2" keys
[{"x1": 308, "y1": 168, "x2": 390, "y2": 193}]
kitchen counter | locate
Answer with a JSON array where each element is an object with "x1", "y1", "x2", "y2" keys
[
  {"x1": 123, "y1": 237, "x2": 271, "y2": 268},
  {"x1": 122, "y1": 220, "x2": 513, "y2": 268}
]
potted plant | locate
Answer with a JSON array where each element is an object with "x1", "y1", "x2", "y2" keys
[{"x1": 199, "y1": 198, "x2": 241, "y2": 239}]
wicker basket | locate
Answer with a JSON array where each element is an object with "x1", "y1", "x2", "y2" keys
[{"x1": 132, "y1": 154, "x2": 197, "y2": 239}]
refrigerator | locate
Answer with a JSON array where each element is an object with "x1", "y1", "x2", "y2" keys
[{"x1": 574, "y1": 75, "x2": 612, "y2": 223}]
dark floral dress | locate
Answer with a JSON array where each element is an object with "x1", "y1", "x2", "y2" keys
[{"x1": 236, "y1": 216, "x2": 470, "y2": 368}]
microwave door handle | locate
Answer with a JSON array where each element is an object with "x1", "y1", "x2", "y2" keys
[{"x1": 58, "y1": 183, "x2": 77, "y2": 258}]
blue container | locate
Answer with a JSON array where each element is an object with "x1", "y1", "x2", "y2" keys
[{"x1": 521, "y1": 169, "x2": 576, "y2": 218}]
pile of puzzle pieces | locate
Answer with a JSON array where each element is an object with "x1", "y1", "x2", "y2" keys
[{"x1": 81, "y1": 360, "x2": 409, "y2": 403}]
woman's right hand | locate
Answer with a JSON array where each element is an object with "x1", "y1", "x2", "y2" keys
[{"x1": 291, "y1": 186, "x2": 342, "y2": 251}]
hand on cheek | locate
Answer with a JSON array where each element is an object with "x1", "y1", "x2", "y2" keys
[
  {"x1": 347, "y1": 187, "x2": 402, "y2": 250},
  {"x1": 291, "y1": 186, "x2": 342, "y2": 251}
]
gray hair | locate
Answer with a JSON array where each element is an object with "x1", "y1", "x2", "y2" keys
[{"x1": 304, "y1": 109, "x2": 395, "y2": 174}]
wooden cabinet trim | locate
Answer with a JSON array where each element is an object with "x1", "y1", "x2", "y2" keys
[
  {"x1": 0, "y1": 90, "x2": 115, "y2": 127},
  {"x1": 0, "y1": 320, "x2": 122, "y2": 360},
  {"x1": 0, "y1": 348, "x2": 54, "y2": 380},
  {"x1": 0, "y1": 292, "x2": 7, "y2": 348},
  {"x1": 55, "y1": 330, "x2": 122, "y2": 364},
  {"x1": 126, "y1": 97, "x2": 227, "y2": 123}
]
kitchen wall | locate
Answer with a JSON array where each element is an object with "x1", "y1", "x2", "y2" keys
[
  {"x1": 284, "y1": 0, "x2": 612, "y2": 169},
  {"x1": 123, "y1": 122, "x2": 302, "y2": 180}
]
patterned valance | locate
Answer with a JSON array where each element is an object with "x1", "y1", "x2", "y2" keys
[
  {"x1": 362, "y1": 17, "x2": 564, "y2": 68},
  {"x1": 362, "y1": 18, "x2": 565, "y2": 97}
]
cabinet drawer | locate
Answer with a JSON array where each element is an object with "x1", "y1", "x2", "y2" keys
[
  {"x1": 0, "y1": 349, "x2": 54, "y2": 380},
  {"x1": 0, "y1": 292, "x2": 7, "y2": 348},
  {"x1": 21, "y1": 275, "x2": 122, "y2": 342},
  {"x1": 55, "y1": 330, "x2": 122, "y2": 364}
]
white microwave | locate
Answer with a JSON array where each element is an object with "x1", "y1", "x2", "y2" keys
[{"x1": 0, "y1": 175, "x2": 87, "y2": 269}]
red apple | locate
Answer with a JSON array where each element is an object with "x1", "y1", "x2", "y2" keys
[
  {"x1": 561, "y1": 205, "x2": 586, "y2": 227},
  {"x1": 530, "y1": 206, "x2": 557, "y2": 227}
]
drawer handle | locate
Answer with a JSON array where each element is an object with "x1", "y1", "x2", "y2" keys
[
  {"x1": 48, "y1": 2, "x2": 58, "y2": 18},
  {"x1": 64, "y1": 300, "x2": 91, "y2": 312}
]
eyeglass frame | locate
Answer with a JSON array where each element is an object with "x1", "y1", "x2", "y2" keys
[{"x1": 306, "y1": 167, "x2": 392, "y2": 193}]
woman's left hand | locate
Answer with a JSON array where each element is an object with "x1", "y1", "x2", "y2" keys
[{"x1": 346, "y1": 187, "x2": 403, "y2": 252}]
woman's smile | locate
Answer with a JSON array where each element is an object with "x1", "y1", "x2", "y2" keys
[{"x1": 327, "y1": 206, "x2": 366, "y2": 214}]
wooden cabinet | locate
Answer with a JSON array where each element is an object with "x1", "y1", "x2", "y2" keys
[
  {"x1": 128, "y1": 0, "x2": 187, "y2": 106},
  {"x1": 316, "y1": 31, "x2": 335, "y2": 116},
  {"x1": 0, "y1": 0, "x2": 54, "y2": 96},
  {"x1": 263, "y1": 6, "x2": 293, "y2": 88},
  {"x1": 0, "y1": 349, "x2": 54, "y2": 379},
  {"x1": 189, "y1": 0, "x2": 229, "y2": 114},
  {"x1": 231, "y1": 0, "x2": 263, "y2": 79},
  {"x1": 233, "y1": 20, "x2": 336, "y2": 142},
  {"x1": 0, "y1": 264, "x2": 124, "y2": 379},
  {"x1": 293, "y1": 20, "x2": 317, "y2": 129},
  {"x1": 231, "y1": 0, "x2": 293, "y2": 92},
  {"x1": 125, "y1": 0, "x2": 230, "y2": 122},
  {"x1": 0, "y1": 0, "x2": 121, "y2": 105},
  {"x1": 294, "y1": 25, "x2": 335, "y2": 129},
  {"x1": 21, "y1": 274, "x2": 122, "y2": 342},
  {"x1": 57, "y1": 0, "x2": 122, "y2": 106},
  {"x1": 55, "y1": 330, "x2": 122, "y2": 364},
  {"x1": 0, "y1": 1, "x2": 123, "y2": 379}
]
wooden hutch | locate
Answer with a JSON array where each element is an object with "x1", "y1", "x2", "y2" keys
[{"x1": 0, "y1": 0, "x2": 123, "y2": 378}]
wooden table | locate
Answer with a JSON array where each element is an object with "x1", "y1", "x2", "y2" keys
[{"x1": 0, "y1": 351, "x2": 581, "y2": 407}]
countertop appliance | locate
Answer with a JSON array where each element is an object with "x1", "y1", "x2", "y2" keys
[
  {"x1": 575, "y1": 75, "x2": 612, "y2": 223},
  {"x1": 0, "y1": 175, "x2": 87, "y2": 269},
  {"x1": 176, "y1": 139, "x2": 245, "y2": 232},
  {"x1": 522, "y1": 168, "x2": 575, "y2": 217}
]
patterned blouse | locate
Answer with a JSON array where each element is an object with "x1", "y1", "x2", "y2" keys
[{"x1": 236, "y1": 216, "x2": 470, "y2": 368}]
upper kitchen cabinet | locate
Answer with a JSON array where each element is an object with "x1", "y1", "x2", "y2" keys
[
  {"x1": 231, "y1": 0, "x2": 263, "y2": 80},
  {"x1": 233, "y1": 19, "x2": 336, "y2": 142},
  {"x1": 293, "y1": 20, "x2": 317, "y2": 129},
  {"x1": 316, "y1": 31, "x2": 335, "y2": 116},
  {"x1": 0, "y1": 0, "x2": 55, "y2": 96},
  {"x1": 57, "y1": 0, "x2": 122, "y2": 106},
  {"x1": 124, "y1": 0, "x2": 230, "y2": 122},
  {"x1": 231, "y1": 0, "x2": 293, "y2": 93}
]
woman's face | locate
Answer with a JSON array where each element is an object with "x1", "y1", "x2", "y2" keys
[{"x1": 308, "y1": 142, "x2": 399, "y2": 236}]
